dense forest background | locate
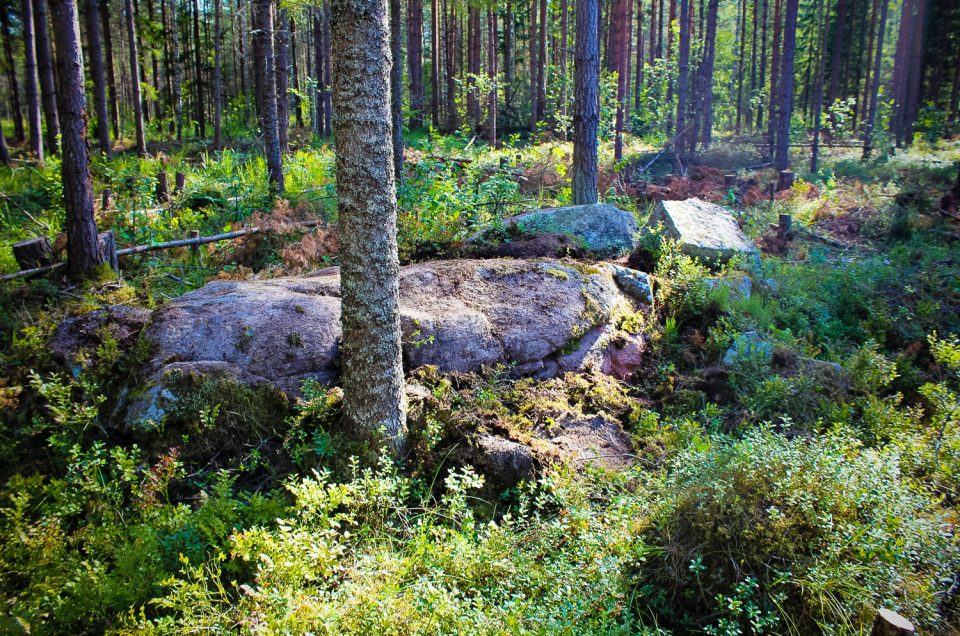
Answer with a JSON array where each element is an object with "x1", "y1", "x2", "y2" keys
[{"x1": 1, "y1": 0, "x2": 960, "y2": 634}]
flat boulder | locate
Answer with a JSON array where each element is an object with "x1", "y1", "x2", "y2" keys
[
  {"x1": 129, "y1": 259, "x2": 646, "y2": 428},
  {"x1": 505, "y1": 203, "x2": 639, "y2": 257},
  {"x1": 645, "y1": 197, "x2": 758, "y2": 264}
]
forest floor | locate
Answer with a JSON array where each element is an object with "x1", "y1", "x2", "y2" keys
[{"x1": 1, "y1": 131, "x2": 959, "y2": 634}]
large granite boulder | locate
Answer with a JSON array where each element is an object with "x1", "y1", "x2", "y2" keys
[
  {"x1": 118, "y1": 259, "x2": 648, "y2": 428},
  {"x1": 645, "y1": 197, "x2": 758, "y2": 264},
  {"x1": 505, "y1": 203, "x2": 640, "y2": 257}
]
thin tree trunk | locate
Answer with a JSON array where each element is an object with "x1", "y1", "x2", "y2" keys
[
  {"x1": 254, "y1": 0, "x2": 282, "y2": 191},
  {"x1": 171, "y1": 0, "x2": 182, "y2": 140},
  {"x1": 528, "y1": 0, "x2": 537, "y2": 131},
  {"x1": 124, "y1": 0, "x2": 146, "y2": 153},
  {"x1": 291, "y1": 18, "x2": 304, "y2": 128},
  {"x1": 0, "y1": 126, "x2": 9, "y2": 164},
  {"x1": 537, "y1": 0, "x2": 547, "y2": 121},
  {"x1": 390, "y1": 0, "x2": 403, "y2": 180},
  {"x1": 321, "y1": 0, "x2": 331, "y2": 135},
  {"x1": 774, "y1": 0, "x2": 798, "y2": 172},
  {"x1": 444, "y1": 0, "x2": 457, "y2": 131},
  {"x1": 700, "y1": 0, "x2": 719, "y2": 147},
  {"x1": 330, "y1": 0, "x2": 406, "y2": 453},
  {"x1": 212, "y1": 0, "x2": 222, "y2": 147},
  {"x1": 635, "y1": 0, "x2": 643, "y2": 109},
  {"x1": 1, "y1": 4, "x2": 25, "y2": 142},
  {"x1": 504, "y1": 0, "x2": 513, "y2": 111},
  {"x1": 749, "y1": 0, "x2": 758, "y2": 128},
  {"x1": 313, "y1": 8, "x2": 323, "y2": 135},
  {"x1": 676, "y1": 0, "x2": 690, "y2": 153},
  {"x1": 85, "y1": 0, "x2": 112, "y2": 153},
  {"x1": 147, "y1": 0, "x2": 161, "y2": 123},
  {"x1": 407, "y1": 0, "x2": 424, "y2": 128},
  {"x1": 810, "y1": 0, "x2": 828, "y2": 171},
  {"x1": 50, "y1": 0, "x2": 104, "y2": 279},
  {"x1": 860, "y1": 0, "x2": 879, "y2": 135},
  {"x1": 903, "y1": 0, "x2": 925, "y2": 145},
  {"x1": 735, "y1": 0, "x2": 746, "y2": 134},
  {"x1": 161, "y1": 0, "x2": 175, "y2": 132},
  {"x1": 767, "y1": 0, "x2": 782, "y2": 156},
  {"x1": 275, "y1": 6, "x2": 289, "y2": 152},
  {"x1": 34, "y1": 0, "x2": 59, "y2": 153},
  {"x1": 614, "y1": 0, "x2": 628, "y2": 160},
  {"x1": 757, "y1": 0, "x2": 768, "y2": 128},
  {"x1": 827, "y1": 0, "x2": 846, "y2": 107},
  {"x1": 487, "y1": 6, "x2": 497, "y2": 146},
  {"x1": 572, "y1": 0, "x2": 598, "y2": 204},
  {"x1": 191, "y1": 0, "x2": 204, "y2": 138},
  {"x1": 22, "y1": 0, "x2": 44, "y2": 160},
  {"x1": 467, "y1": 5, "x2": 480, "y2": 127},
  {"x1": 431, "y1": 0, "x2": 440, "y2": 128},
  {"x1": 559, "y1": 0, "x2": 569, "y2": 138}
]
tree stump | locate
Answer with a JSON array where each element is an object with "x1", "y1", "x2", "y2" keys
[
  {"x1": 871, "y1": 609, "x2": 915, "y2": 636},
  {"x1": 174, "y1": 171, "x2": 186, "y2": 194},
  {"x1": 101, "y1": 188, "x2": 114, "y2": 210},
  {"x1": 13, "y1": 237, "x2": 54, "y2": 270},
  {"x1": 724, "y1": 174, "x2": 737, "y2": 188},
  {"x1": 98, "y1": 231, "x2": 119, "y2": 272},
  {"x1": 156, "y1": 171, "x2": 170, "y2": 203},
  {"x1": 778, "y1": 213, "x2": 792, "y2": 237},
  {"x1": 777, "y1": 170, "x2": 795, "y2": 192},
  {"x1": 767, "y1": 182, "x2": 777, "y2": 202},
  {"x1": 188, "y1": 229, "x2": 201, "y2": 260}
]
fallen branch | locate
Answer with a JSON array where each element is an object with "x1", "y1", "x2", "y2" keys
[{"x1": 0, "y1": 220, "x2": 323, "y2": 283}]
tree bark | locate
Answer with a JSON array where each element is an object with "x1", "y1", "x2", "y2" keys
[
  {"x1": 757, "y1": 0, "x2": 768, "y2": 128},
  {"x1": 767, "y1": 0, "x2": 782, "y2": 156},
  {"x1": 676, "y1": 0, "x2": 690, "y2": 153},
  {"x1": 124, "y1": 0, "x2": 146, "y2": 154},
  {"x1": 85, "y1": 0, "x2": 112, "y2": 154},
  {"x1": 22, "y1": 0, "x2": 44, "y2": 160},
  {"x1": 774, "y1": 0, "x2": 798, "y2": 172},
  {"x1": 170, "y1": 0, "x2": 183, "y2": 140},
  {"x1": 810, "y1": 0, "x2": 828, "y2": 172},
  {"x1": 466, "y1": 5, "x2": 480, "y2": 127},
  {"x1": 443, "y1": 0, "x2": 457, "y2": 131},
  {"x1": 99, "y1": 0, "x2": 120, "y2": 141},
  {"x1": 407, "y1": 0, "x2": 424, "y2": 128},
  {"x1": 1, "y1": 3, "x2": 25, "y2": 142},
  {"x1": 700, "y1": 0, "x2": 719, "y2": 147},
  {"x1": 191, "y1": 0, "x2": 204, "y2": 138},
  {"x1": 0, "y1": 127, "x2": 9, "y2": 165},
  {"x1": 487, "y1": 6, "x2": 497, "y2": 146},
  {"x1": 50, "y1": 0, "x2": 104, "y2": 279},
  {"x1": 291, "y1": 17, "x2": 304, "y2": 128},
  {"x1": 558, "y1": 0, "x2": 569, "y2": 137},
  {"x1": 390, "y1": 0, "x2": 403, "y2": 180},
  {"x1": 330, "y1": 0, "x2": 407, "y2": 453},
  {"x1": 827, "y1": 0, "x2": 847, "y2": 108},
  {"x1": 528, "y1": 0, "x2": 537, "y2": 132},
  {"x1": 275, "y1": 7, "x2": 289, "y2": 152},
  {"x1": 254, "y1": 0, "x2": 283, "y2": 192},
  {"x1": 213, "y1": 0, "x2": 222, "y2": 147},
  {"x1": 33, "y1": 0, "x2": 60, "y2": 153},
  {"x1": 572, "y1": 0, "x2": 598, "y2": 204},
  {"x1": 321, "y1": 0, "x2": 332, "y2": 135},
  {"x1": 504, "y1": 0, "x2": 513, "y2": 111},
  {"x1": 430, "y1": 0, "x2": 440, "y2": 128},
  {"x1": 536, "y1": 0, "x2": 547, "y2": 122},
  {"x1": 313, "y1": 8, "x2": 324, "y2": 135},
  {"x1": 613, "y1": 0, "x2": 628, "y2": 160}
]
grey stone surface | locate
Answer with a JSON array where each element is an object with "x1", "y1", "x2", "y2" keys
[
  {"x1": 646, "y1": 197, "x2": 758, "y2": 264},
  {"x1": 607, "y1": 263, "x2": 654, "y2": 304},
  {"x1": 477, "y1": 435, "x2": 535, "y2": 486},
  {"x1": 722, "y1": 331, "x2": 774, "y2": 367},
  {"x1": 506, "y1": 203, "x2": 640, "y2": 257},
  {"x1": 705, "y1": 275, "x2": 752, "y2": 300},
  {"x1": 114, "y1": 259, "x2": 647, "y2": 427}
]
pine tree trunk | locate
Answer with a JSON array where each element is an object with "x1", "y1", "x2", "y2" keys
[
  {"x1": 810, "y1": 0, "x2": 828, "y2": 171},
  {"x1": 33, "y1": 0, "x2": 59, "y2": 153},
  {"x1": 757, "y1": 0, "x2": 768, "y2": 128},
  {"x1": 613, "y1": 0, "x2": 627, "y2": 160},
  {"x1": 321, "y1": 0, "x2": 332, "y2": 135},
  {"x1": 291, "y1": 18, "x2": 304, "y2": 128},
  {"x1": 572, "y1": 0, "x2": 598, "y2": 204},
  {"x1": 903, "y1": 0, "x2": 925, "y2": 145},
  {"x1": 191, "y1": 0, "x2": 204, "y2": 138},
  {"x1": 700, "y1": 0, "x2": 719, "y2": 147},
  {"x1": 1, "y1": 4, "x2": 25, "y2": 142},
  {"x1": 504, "y1": 0, "x2": 514, "y2": 112},
  {"x1": 212, "y1": 0, "x2": 222, "y2": 147},
  {"x1": 767, "y1": 0, "x2": 782, "y2": 156},
  {"x1": 774, "y1": 0, "x2": 798, "y2": 172},
  {"x1": 161, "y1": 0, "x2": 174, "y2": 129},
  {"x1": 635, "y1": 0, "x2": 643, "y2": 108},
  {"x1": 431, "y1": 0, "x2": 440, "y2": 128},
  {"x1": 444, "y1": 0, "x2": 457, "y2": 131},
  {"x1": 528, "y1": 0, "x2": 537, "y2": 132},
  {"x1": 254, "y1": 0, "x2": 283, "y2": 192},
  {"x1": 467, "y1": 5, "x2": 480, "y2": 128},
  {"x1": 99, "y1": 0, "x2": 120, "y2": 141},
  {"x1": 407, "y1": 0, "x2": 424, "y2": 128},
  {"x1": 50, "y1": 0, "x2": 104, "y2": 279},
  {"x1": 558, "y1": 0, "x2": 569, "y2": 137},
  {"x1": 0, "y1": 126, "x2": 9, "y2": 165},
  {"x1": 735, "y1": 0, "x2": 746, "y2": 134},
  {"x1": 676, "y1": 0, "x2": 690, "y2": 153},
  {"x1": 390, "y1": 0, "x2": 403, "y2": 180},
  {"x1": 487, "y1": 6, "x2": 497, "y2": 146},
  {"x1": 22, "y1": 0, "x2": 44, "y2": 160},
  {"x1": 146, "y1": 0, "x2": 161, "y2": 123},
  {"x1": 124, "y1": 0, "x2": 146, "y2": 154},
  {"x1": 171, "y1": 0, "x2": 182, "y2": 140},
  {"x1": 330, "y1": 0, "x2": 406, "y2": 453},
  {"x1": 749, "y1": 0, "x2": 758, "y2": 128},
  {"x1": 313, "y1": 8, "x2": 324, "y2": 135},
  {"x1": 275, "y1": 7, "x2": 289, "y2": 152},
  {"x1": 85, "y1": 0, "x2": 112, "y2": 154},
  {"x1": 536, "y1": 0, "x2": 547, "y2": 121},
  {"x1": 827, "y1": 0, "x2": 846, "y2": 108}
]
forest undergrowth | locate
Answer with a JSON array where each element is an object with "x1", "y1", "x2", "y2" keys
[{"x1": 1, "y1": 132, "x2": 959, "y2": 634}]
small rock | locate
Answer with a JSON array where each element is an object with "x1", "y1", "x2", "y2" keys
[
  {"x1": 505, "y1": 203, "x2": 640, "y2": 257},
  {"x1": 537, "y1": 413, "x2": 634, "y2": 470},
  {"x1": 723, "y1": 331, "x2": 773, "y2": 367},
  {"x1": 704, "y1": 275, "x2": 752, "y2": 301},
  {"x1": 607, "y1": 264, "x2": 654, "y2": 304},
  {"x1": 477, "y1": 435, "x2": 535, "y2": 486},
  {"x1": 645, "y1": 197, "x2": 758, "y2": 264}
]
